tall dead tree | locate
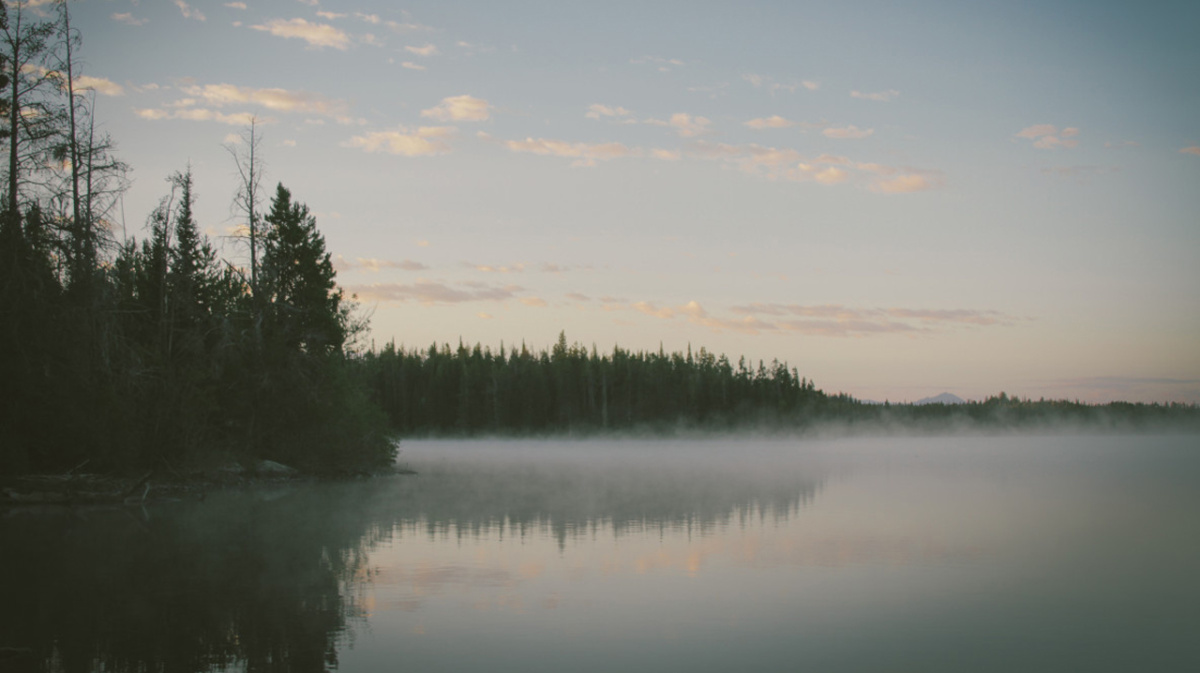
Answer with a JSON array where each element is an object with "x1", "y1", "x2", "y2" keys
[
  {"x1": 1, "y1": 0, "x2": 57, "y2": 216},
  {"x1": 226, "y1": 118, "x2": 264, "y2": 305}
]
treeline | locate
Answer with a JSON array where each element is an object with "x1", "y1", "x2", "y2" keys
[
  {"x1": 364, "y1": 333, "x2": 852, "y2": 435},
  {"x1": 362, "y1": 335, "x2": 1199, "y2": 436},
  {"x1": 0, "y1": 3, "x2": 392, "y2": 474}
]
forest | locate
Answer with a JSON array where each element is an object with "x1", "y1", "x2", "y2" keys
[
  {"x1": 0, "y1": 3, "x2": 1194, "y2": 476},
  {"x1": 0, "y1": 2, "x2": 391, "y2": 474},
  {"x1": 360, "y1": 335, "x2": 1199, "y2": 436}
]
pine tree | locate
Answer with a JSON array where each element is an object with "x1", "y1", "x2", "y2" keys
[{"x1": 262, "y1": 183, "x2": 346, "y2": 353}]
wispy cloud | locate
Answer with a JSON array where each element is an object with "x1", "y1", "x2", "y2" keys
[
  {"x1": 745, "y1": 115, "x2": 795, "y2": 130},
  {"x1": 335, "y1": 256, "x2": 429, "y2": 272},
  {"x1": 650, "y1": 112, "x2": 710, "y2": 137},
  {"x1": 723, "y1": 303, "x2": 1011, "y2": 337},
  {"x1": 76, "y1": 76, "x2": 124, "y2": 97},
  {"x1": 178, "y1": 83, "x2": 349, "y2": 118},
  {"x1": 401, "y1": 61, "x2": 426, "y2": 71},
  {"x1": 814, "y1": 166, "x2": 848, "y2": 185},
  {"x1": 822, "y1": 125, "x2": 874, "y2": 139},
  {"x1": 1180, "y1": 146, "x2": 1200, "y2": 156},
  {"x1": 850, "y1": 89, "x2": 900, "y2": 102},
  {"x1": 683, "y1": 140, "x2": 942, "y2": 193},
  {"x1": 743, "y1": 73, "x2": 818, "y2": 94},
  {"x1": 344, "y1": 126, "x2": 455, "y2": 156},
  {"x1": 405, "y1": 44, "x2": 439, "y2": 57},
  {"x1": 874, "y1": 173, "x2": 937, "y2": 193},
  {"x1": 467, "y1": 262, "x2": 526, "y2": 273},
  {"x1": 586, "y1": 104, "x2": 635, "y2": 121},
  {"x1": 1015, "y1": 124, "x2": 1079, "y2": 149},
  {"x1": 504, "y1": 137, "x2": 636, "y2": 166},
  {"x1": 630, "y1": 55, "x2": 685, "y2": 73},
  {"x1": 422, "y1": 95, "x2": 491, "y2": 122},
  {"x1": 252, "y1": 18, "x2": 351, "y2": 50},
  {"x1": 347, "y1": 280, "x2": 523, "y2": 305},
  {"x1": 225, "y1": 2, "x2": 247, "y2": 10},
  {"x1": 135, "y1": 108, "x2": 260, "y2": 125},
  {"x1": 112, "y1": 12, "x2": 148, "y2": 26},
  {"x1": 174, "y1": 1, "x2": 205, "y2": 22}
]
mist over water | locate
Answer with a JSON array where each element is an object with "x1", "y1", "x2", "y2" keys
[{"x1": 3, "y1": 434, "x2": 1198, "y2": 672}]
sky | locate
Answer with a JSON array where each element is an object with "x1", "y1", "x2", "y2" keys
[{"x1": 46, "y1": 0, "x2": 1200, "y2": 403}]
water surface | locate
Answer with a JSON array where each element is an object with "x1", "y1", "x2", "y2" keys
[{"x1": 3, "y1": 435, "x2": 1197, "y2": 671}]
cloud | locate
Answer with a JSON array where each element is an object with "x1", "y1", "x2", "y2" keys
[
  {"x1": 631, "y1": 300, "x2": 778, "y2": 335},
  {"x1": 388, "y1": 20, "x2": 436, "y2": 33},
  {"x1": 814, "y1": 166, "x2": 848, "y2": 185},
  {"x1": 521, "y1": 297, "x2": 548, "y2": 307},
  {"x1": 745, "y1": 115, "x2": 795, "y2": 130},
  {"x1": 1180, "y1": 146, "x2": 1200, "y2": 156},
  {"x1": 347, "y1": 280, "x2": 522, "y2": 305},
  {"x1": 76, "y1": 76, "x2": 124, "y2": 96},
  {"x1": 316, "y1": 11, "x2": 346, "y2": 20},
  {"x1": 178, "y1": 83, "x2": 348, "y2": 117},
  {"x1": 651, "y1": 148, "x2": 682, "y2": 161},
  {"x1": 667, "y1": 113, "x2": 711, "y2": 137},
  {"x1": 565, "y1": 292, "x2": 590, "y2": 302},
  {"x1": 469, "y1": 262, "x2": 526, "y2": 273},
  {"x1": 504, "y1": 137, "x2": 636, "y2": 165},
  {"x1": 729, "y1": 303, "x2": 1010, "y2": 337},
  {"x1": 344, "y1": 127, "x2": 455, "y2": 156},
  {"x1": 252, "y1": 18, "x2": 351, "y2": 50},
  {"x1": 135, "y1": 108, "x2": 259, "y2": 125},
  {"x1": 586, "y1": 104, "x2": 634, "y2": 120},
  {"x1": 355, "y1": 12, "x2": 382, "y2": 24},
  {"x1": 335, "y1": 256, "x2": 429, "y2": 272},
  {"x1": 422, "y1": 95, "x2": 491, "y2": 122},
  {"x1": 874, "y1": 173, "x2": 935, "y2": 194},
  {"x1": 1014, "y1": 124, "x2": 1056, "y2": 139},
  {"x1": 174, "y1": 1, "x2": 205, "y2": 22},
  {"x1": 822, "y1": 125, "x2": 874, "y2": 140},
  {"x1": 225, "y1": 2, "x2": 247, "y2": 9},
  {"x1": 405, "y1": 44, "x2": 439, "y2": 57},
  {"x1": 850, "y1": 89, "x2": 900, "y2": 102},
  {"x1": 112, "y1": 12, "x2": 148, "y2": 26},
  {"x1": 1015, "y1": 124, "x2": 1079, "y2": 149},
  {"x1": 401, "y1": 61, "x2": 426, "y2": 71},
  {"x1": 885, "y1": 308, "x2": 1005, "y2": 325},
  {"x1": 633, "y1": 301, "x2": 675, "y2": 319},
  {"x1": 631, "y1": 55, "x2": 685, "y2": 72},
  {"x1": 743, "y1": 73, "x2": 817, "y2": 95}
]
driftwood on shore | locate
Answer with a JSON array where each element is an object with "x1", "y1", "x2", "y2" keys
[{"x1": 1, "y1": 470, "x2": 154, "y2": 507}]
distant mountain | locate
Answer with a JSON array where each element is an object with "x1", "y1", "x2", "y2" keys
[{"x1": 913, "y1": 393, "x2": 967, "y2": 406}]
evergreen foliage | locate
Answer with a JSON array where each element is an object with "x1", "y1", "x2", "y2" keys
[{"x1": 361, "y1": 333, "x2": 1199, "y2": 437}]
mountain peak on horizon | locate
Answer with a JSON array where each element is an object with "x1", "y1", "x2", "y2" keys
[{"x1": 913, "y1": 392, "x2": 967, "y2": 405}]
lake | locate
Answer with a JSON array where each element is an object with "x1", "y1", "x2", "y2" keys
[{"x1": 2, "y1": 434, "x2": 1198, "y2": 672}]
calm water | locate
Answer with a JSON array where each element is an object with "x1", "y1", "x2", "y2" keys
[{"x1": 2, "y1": 434, "x2": 1198, "y2": 672}]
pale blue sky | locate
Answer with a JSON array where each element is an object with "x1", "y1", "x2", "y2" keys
[{"x1": 59, "y1": 0, "x2": 1200, "y2": 403}]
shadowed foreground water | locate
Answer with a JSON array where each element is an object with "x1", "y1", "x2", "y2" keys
[{"x1": 2, "y1": 434, "x2": 1198, "y2": 672}]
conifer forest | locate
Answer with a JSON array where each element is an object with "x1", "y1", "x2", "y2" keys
[{"x1": 0, "y1": 3, "x2": 1194, "y2": 476}]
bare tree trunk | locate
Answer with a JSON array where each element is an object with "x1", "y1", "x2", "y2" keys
[{"x1": 7, "y1": 3, "x2": 22, "y2": 215}]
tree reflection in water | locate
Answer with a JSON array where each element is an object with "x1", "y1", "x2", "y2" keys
[{"x1": 0, "y1": 448, "x2": 824, "y2": 672}]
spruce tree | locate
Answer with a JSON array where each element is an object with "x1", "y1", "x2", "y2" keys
[{"x1": 262, "y1": 183, "x2": 345, "y2": 353}]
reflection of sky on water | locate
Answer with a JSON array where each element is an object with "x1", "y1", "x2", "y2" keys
[
  {"x1": 4, "y1": 435, "x2": 1198, "y2": 672},
  {"x1": 342, "y1": 436, "x2": 1200, "y2": 673}
]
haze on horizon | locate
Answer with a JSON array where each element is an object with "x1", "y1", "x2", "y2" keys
[{"x1": 63, "y1": 0, "x2": 1199, "y2": 404}]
